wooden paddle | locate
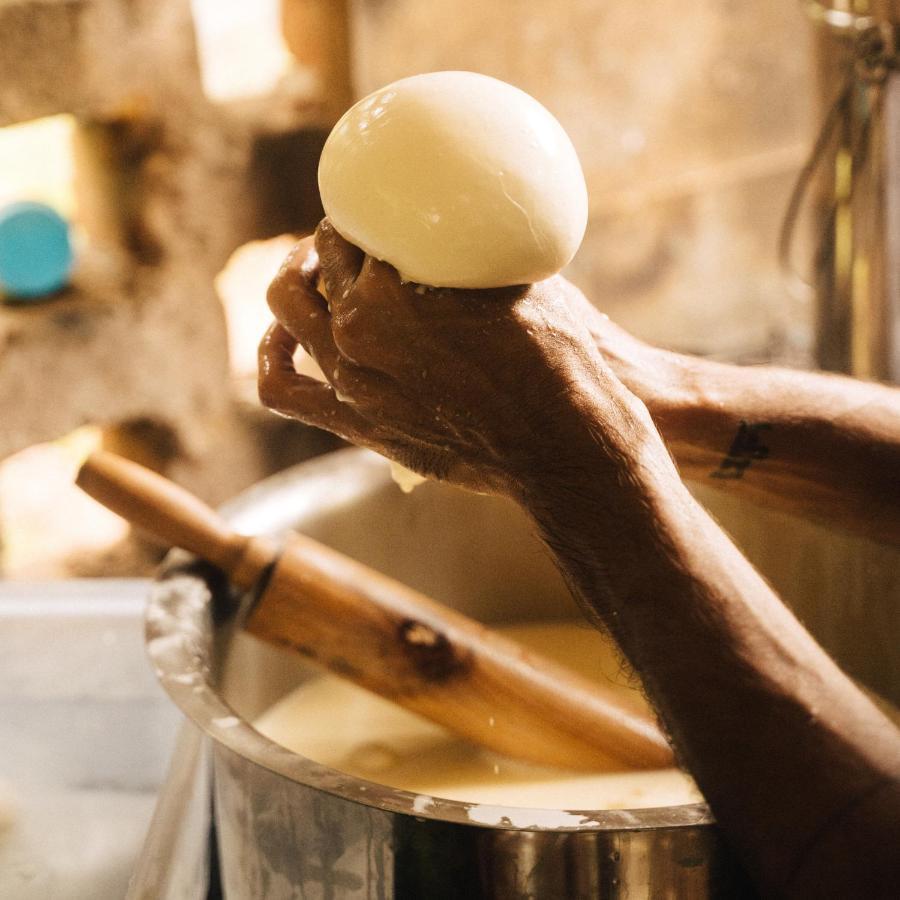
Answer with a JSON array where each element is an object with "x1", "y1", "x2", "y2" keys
[{"x1": 77, "y1": 450, "x2": 673, "y2": 771}]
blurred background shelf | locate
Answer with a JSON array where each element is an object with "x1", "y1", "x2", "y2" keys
[{"x1": 0, "y1": 579, "x2": 181, "y2": 900}]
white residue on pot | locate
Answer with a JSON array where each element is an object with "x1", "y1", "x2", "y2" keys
[{"x1": 464, "y1": 805, "x2": 591, "y2": 829}]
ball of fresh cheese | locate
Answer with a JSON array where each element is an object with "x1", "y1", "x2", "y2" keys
[{"x1": 318, "y1": 71, "x2": 588, "y2": 289}]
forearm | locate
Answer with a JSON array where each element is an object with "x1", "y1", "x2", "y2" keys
[
  {"x1": 266, "y1": 239, "x2": 900, "y2": 894},
  {"x1": 624, "y1": 347, "x2": 900, "y2": 545},
  {"x1": 517, "y1": 392, "x2": 900, "y2": 896}
]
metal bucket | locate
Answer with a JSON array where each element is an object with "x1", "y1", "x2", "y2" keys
[{"x1": 145, "y1": 447, "x2": 764, "y2": 898}]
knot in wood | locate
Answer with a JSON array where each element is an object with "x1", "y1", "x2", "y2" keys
[{"x1": 397, "y1": 619, "x2": 467, "y2": 683}]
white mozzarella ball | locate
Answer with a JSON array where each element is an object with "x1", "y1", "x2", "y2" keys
[{"x1": 318, "y1": 71, "x2": 588, "y2": 289}]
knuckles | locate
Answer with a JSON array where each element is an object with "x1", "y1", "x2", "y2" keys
[
  {"x1": 331, "y1": 307, "x2": 370, "y2": 362},
  {"x1": 327, "y1": 357, "x2": 381, "y2": 409},
  {"x1": 265, "y1": 270, "x2": 292, "y2": 319},
  {"x1": 257, "y1": 359, "x2": 288, "y2": 412}
]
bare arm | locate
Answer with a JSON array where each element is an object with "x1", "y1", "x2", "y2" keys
[
  {"x1": 259, "y1": 223, "x2": 900, "y2": 898},
  {"x1": 521, "y1": 413, "x2": 900, "y2": 898},
  {"x1": 570, "y1": 290, "x2": 900, "y2": 546}
]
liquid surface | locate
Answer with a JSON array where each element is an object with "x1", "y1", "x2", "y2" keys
[{"x1": 254, "y1": 620, "x2": 701, "y2": 810}]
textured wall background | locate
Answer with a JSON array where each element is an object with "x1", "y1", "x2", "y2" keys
[{"x1": 350, "y1": 0, "x2": 816, "y2": 363}]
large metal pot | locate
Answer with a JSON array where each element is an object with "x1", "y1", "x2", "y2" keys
[{"x1": 146, "y1": 448, "x2": 775, "y2": 899}]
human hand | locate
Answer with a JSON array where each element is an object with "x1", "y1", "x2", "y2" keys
[{"x1": 259, "y1": 219, "x2": 660, "y2": 497}]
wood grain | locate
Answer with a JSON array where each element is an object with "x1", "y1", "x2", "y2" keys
[{"x1": 77, "y1": 450, "x2": 673, "y2": 771}]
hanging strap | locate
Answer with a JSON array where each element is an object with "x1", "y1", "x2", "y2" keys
[{"x1": 778, "y1": 21, "x2": 900, "y2": 294}]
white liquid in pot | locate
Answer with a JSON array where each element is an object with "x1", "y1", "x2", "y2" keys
[{"x1": 253, "y1": 620, "x2": 701, "y2": 810}]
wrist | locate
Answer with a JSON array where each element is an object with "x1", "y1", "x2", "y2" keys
[
  {"x1": 513, "y1": 402, "x2": 697, "y2": 629},
  {"x1": 510, "y1": 379, "x2": 681, "y2": 515},
  {"x1": 637, "y1": 348, "x2": 702, "y2": 417},
  {"x1": 590, "y1": 323, "x2": 699, "y2": 417}
]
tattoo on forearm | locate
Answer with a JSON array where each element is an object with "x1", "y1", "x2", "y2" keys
[{"x1": 711, "y1": 421, "x2": 772, "y2": 479}]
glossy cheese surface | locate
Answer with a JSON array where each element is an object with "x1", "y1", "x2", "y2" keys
[{"x1": 318, "y1": 72, "x2": 588, "y2": 289}]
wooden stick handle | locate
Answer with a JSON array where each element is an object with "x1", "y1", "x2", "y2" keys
[
  {"x1": 250, "y1": 539, "x2": 673, "y2": 770},
  {"x1": 77, "y1": 451, "x2": 673, "y2": 770},
  {"x1": 76, "y1": 451, "x2": 275, "y2": 589}
]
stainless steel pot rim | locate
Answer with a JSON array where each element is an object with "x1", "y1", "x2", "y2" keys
[{"x1": 146, "y1": 447, "x2": 714, "y2": 833}]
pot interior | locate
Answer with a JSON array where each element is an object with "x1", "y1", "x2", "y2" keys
[{"x1": 219, "y1": 454, "x2": 584, "y2": 724}]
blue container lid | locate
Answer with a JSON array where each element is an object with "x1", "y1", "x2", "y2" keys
[{"x1": 0, "y1": 201, "x2": 74, "y2": 299}]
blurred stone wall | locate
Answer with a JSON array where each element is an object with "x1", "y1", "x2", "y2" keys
[
  {"x1": 0, "y1": 0, "x2": 340, "y2": 575},
  {"x1": 350, "y1": 0, "x2": 815, "y2": 363},
  {"x1": 0, "y1": 0, "x2": 337, "y2": 478}
]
